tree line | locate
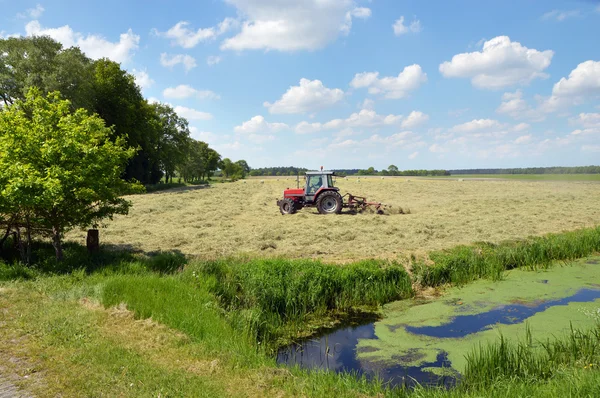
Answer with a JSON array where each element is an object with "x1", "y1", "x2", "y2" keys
[
  {"x1": 450, "y1": 166, "x2": 600, "y2": 175},
  {"x1": 0, "y1": 36, "x2": 249, "y2": 261}
]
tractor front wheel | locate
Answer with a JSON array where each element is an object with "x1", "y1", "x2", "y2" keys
[
  {"x1": 279, "y1": 198, "x2": 297, "y2": 215},
  {"x1": 317, "y1": 191, "x2": 343, "y2": 215}
]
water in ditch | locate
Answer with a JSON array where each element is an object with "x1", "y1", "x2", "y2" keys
[{"x1": 276, "y1": 257, "x2": 600, "y2": 388}]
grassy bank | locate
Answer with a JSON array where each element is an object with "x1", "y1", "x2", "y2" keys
[{"x1": 413, "y1": 225, "x2": 600, "y2": 286}]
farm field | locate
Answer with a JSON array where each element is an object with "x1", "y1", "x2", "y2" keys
[{"x1": 71, "y1": 178, "x2": 600, "y2": 263}]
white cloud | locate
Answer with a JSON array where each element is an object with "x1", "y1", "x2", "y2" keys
[
  {"x1": 350, "y1": 64, "x2": 427, "y2": 99},
  {"x1": 207, "y1": 55, "x2": 222, "y2": 66},
  {"x1": 323, "y1": 109, "x2": 402, "y2": 130},
  {"x1": 439, "y1": 36, "x2": 554, "y2": 89},
  {"x1": 570, "y1": 113, "x2": 600, "y2": 128},
  {"x1": 153, "y1": 18, "x2": 237, "y2": 48},
  {"x1": 513, "y1": 123, "x2": 530, "y2": 132},
  {"x1": 408, "y1": 151, "x2": 419, "y2": 159},
  {"x1": 295, "y1": 121, "x2": 323, "y2": 134},
  {"x1": 496, "y1": 90, "x2": 545, "y2": 121},
  {"x1": 18, "y1": 4, "x2": 44, "y2": 19},
  {"x1": 220, "y1": 0, "x2": 370, "y2": 51},
  {"x1": 264, "y1": 78, "x2": 344, "y2": 114},
  {"x1": 542, "y1": 9, "x2": 580, "y2": 21},
  {"x1": 537, "y1": 61, "x2": 600, "y2": 113},
  {"x1": 234, "y1": 115, "x2": 289, "y2": 134},
  {"x1": 132, "y1": 69, "x2": 154, "y2": 90},
  {"x1": 450, "y1": 119, "x2": 502, "y2": 133},
  {"x1": 550, "y1": 60, "x2": 600, "y2": 99},
  {"x1": 351, "y1": 7, "x2": 372, "y2": 19},
  {"x1": 393, "y1": 16, "x2": 422, "y2": 36},
  {"x1": 174, "y1": 106, "x2": 213, "y2": 120},
  {"x1": 163, "y1": 85, "x2": 219, "y2": 100},
  {"x1": 514, "y1": 135, "x2": 532, "y2": 144},
  {"x1": 25, "y1": 21, "x2": 139, "y2": 63},
  {"x1": 401, "y1": 111, "x2": 429, "y2": 129},
  {"x1": 160, "y1": 53, "x2": 197, "y2": 72}
]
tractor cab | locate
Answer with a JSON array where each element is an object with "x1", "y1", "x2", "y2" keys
[{"x1": 304, "y1": 171, "x2": 337, "y2": 203}]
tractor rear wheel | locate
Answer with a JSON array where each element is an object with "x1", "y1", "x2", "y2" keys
[
  {"x1": 279, "y1": 198, "x2": 297, "y2": 215},
  {"x1": 317, "y1": 191, "x2": 343, "y2": 215}
]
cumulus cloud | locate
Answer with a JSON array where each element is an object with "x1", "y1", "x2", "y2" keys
[
  {"x1": 234, "y1": 115, "x2": 289, "y2": 134},
  {"x1": 408, "y1": 151, "x2": 419, "y2": 159},
  {"x1": 496, "y1": 90, "x2": 545, "y2": 121},
  {"x1": 160, "y1": 53, "x2": 197, "y2": 72},
  {"x1": 514, "y1": 135, "x2": 532, "y2": 144},
  {"x1": 350, "y1": 65, "x2": 427, "y2": 99},
  {"x1": 25, "y1": 21, "x2": 139, "y2": 63},
  {"x1": 439, "y1": 36, "x2": 554, "y2": 89},
  {"x1": 323, "y1": 109, "x2": 402, "y2": 130},
  {"x1": 429, "y1": 143, "x2": 448, "y2": 153},
  {"x1": 220, "y1": 0, "x2": 370, "y2": 51},
  {"x1": 174, "y1": 106, "x2": 213, "y2": 120},
  {"x1": 450, "y1": 119, "x2": 502, "y2": 133},
  {"x1": 163, "y1": 85, "x2": 219, "y2": 100},
  {"x1": 537, "y1": 61, "x2": 600, "y2": 113},
  {"x1": 392, "y1": 16, "x2": 422, "y2": 36},
  {"x1": 207, "y1": 55, "x2": 221, "y2": 66},
  {"x1": 132, "y1": 69, "x2": 154, "y2": 90},
  {"x1": 153, "y1": 18, "x2": 238, "y2": 48},
  {"x1": 264, "y1": 78, "x2": 344, "y2": 114},
  {"x1": 401, "y1": 111, "x2": 429, "y2": 129},
  {"x1": 17, "y1": 4, "x2": 44, "y2": 19},
  {"x1": 570, "y1": 113, "x2": 600, "y2": 128},
  {"x1": 295, "y1": 121, "x2": 323, "y2": 134}
]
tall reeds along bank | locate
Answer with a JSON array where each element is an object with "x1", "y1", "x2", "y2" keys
[
  {"x1": 413, "y1": 226, "x2": 600, "y2": 287},
  {"x1": 462, "y1": 324, "x2": 600, "y2": 389},
  {"x1": 194, "y1": 258, "x2": 414, "y2": 345}
]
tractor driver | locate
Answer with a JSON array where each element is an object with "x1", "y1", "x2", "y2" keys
[{"x1": 309, "y1": 176, "x2": 323, "y2": 194}]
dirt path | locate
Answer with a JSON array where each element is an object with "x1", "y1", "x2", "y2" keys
[{"x1": 0, "y1": 373, "x2": 29, "y2": 398}]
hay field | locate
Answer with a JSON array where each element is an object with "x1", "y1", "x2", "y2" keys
[{"x1": 69, "y1": 177, "x2": 600, "y2": 263}]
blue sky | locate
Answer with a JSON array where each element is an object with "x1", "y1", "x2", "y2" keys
[{"x1": 2, "y1": 0, "x2": 599, "y2": 170}]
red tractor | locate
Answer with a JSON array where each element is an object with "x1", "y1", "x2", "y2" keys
[{"x1": 277, "y1": 171, "x2": 386, "y2": 215}]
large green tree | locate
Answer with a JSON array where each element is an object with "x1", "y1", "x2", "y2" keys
[
  {"x1": 151, "y1": 103, "x2": 191, "y2": 183},
  {"x1": 0, "y1": 89, "x2": 142, "y2": 260},
  {"x1": 0, "y1": 36, "x2": 94, "y2": 110},
  {"x1": 92, "y1": 59, "x2": 162, "y2": 184}
]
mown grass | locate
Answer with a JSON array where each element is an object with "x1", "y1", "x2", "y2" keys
[
  {"x1": 78, "y1": 177, "x2": 600, "y2": 262},
  {"x1": 412, "y1": 225, "x2": 600, "y2": 286}
]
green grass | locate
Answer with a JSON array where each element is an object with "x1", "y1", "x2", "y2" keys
[
  {"x1": 2, "y1": 228, "x2": 600, "y2": 396},
  {"x1": 462, "y1": 324, "x2": 600, "y2": 390},
  {"x1": 194, "y1": 258, "x2": 414, "y2": 346},
  {"x1": 412, "y1": 225, "x2": 600, "y2": 286},
  {"x1": 437, "y1": 174, "x2": 600, "y2": 181}
]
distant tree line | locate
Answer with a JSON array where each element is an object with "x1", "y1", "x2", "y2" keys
[
  {"x1": 450, "y1": 166, "x2": 600, "y2": 175},
  {"x1": 249, "y1": 167, "x2": 308, "y2": 176},
  {"x1": 336, "y1": 166, "x2": 449, "y2": 176},
  {"x1": 0, "y1": 36, "x2": 248, "y2": 187}
]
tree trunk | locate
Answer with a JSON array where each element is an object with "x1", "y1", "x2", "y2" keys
[
  {"x1": 0, "y1": 222, "x2": 12, "y2": 254},
  {"x1": 86, "y1": 229, "x2": 99, "y2": 253},
  {"x1": 52, "y1": 226, "x2": 64, "y2": 261},
  {"x1": 15, "y1": 226, "x2": 26, "y2": 263},
  {"x1": 25, "y1": 215, "x2": 32, "y2": 265}
]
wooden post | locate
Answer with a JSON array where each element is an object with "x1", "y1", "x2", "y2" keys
[{"x1": 87, "y1": 229, "x2": 99, "y2": 253}]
